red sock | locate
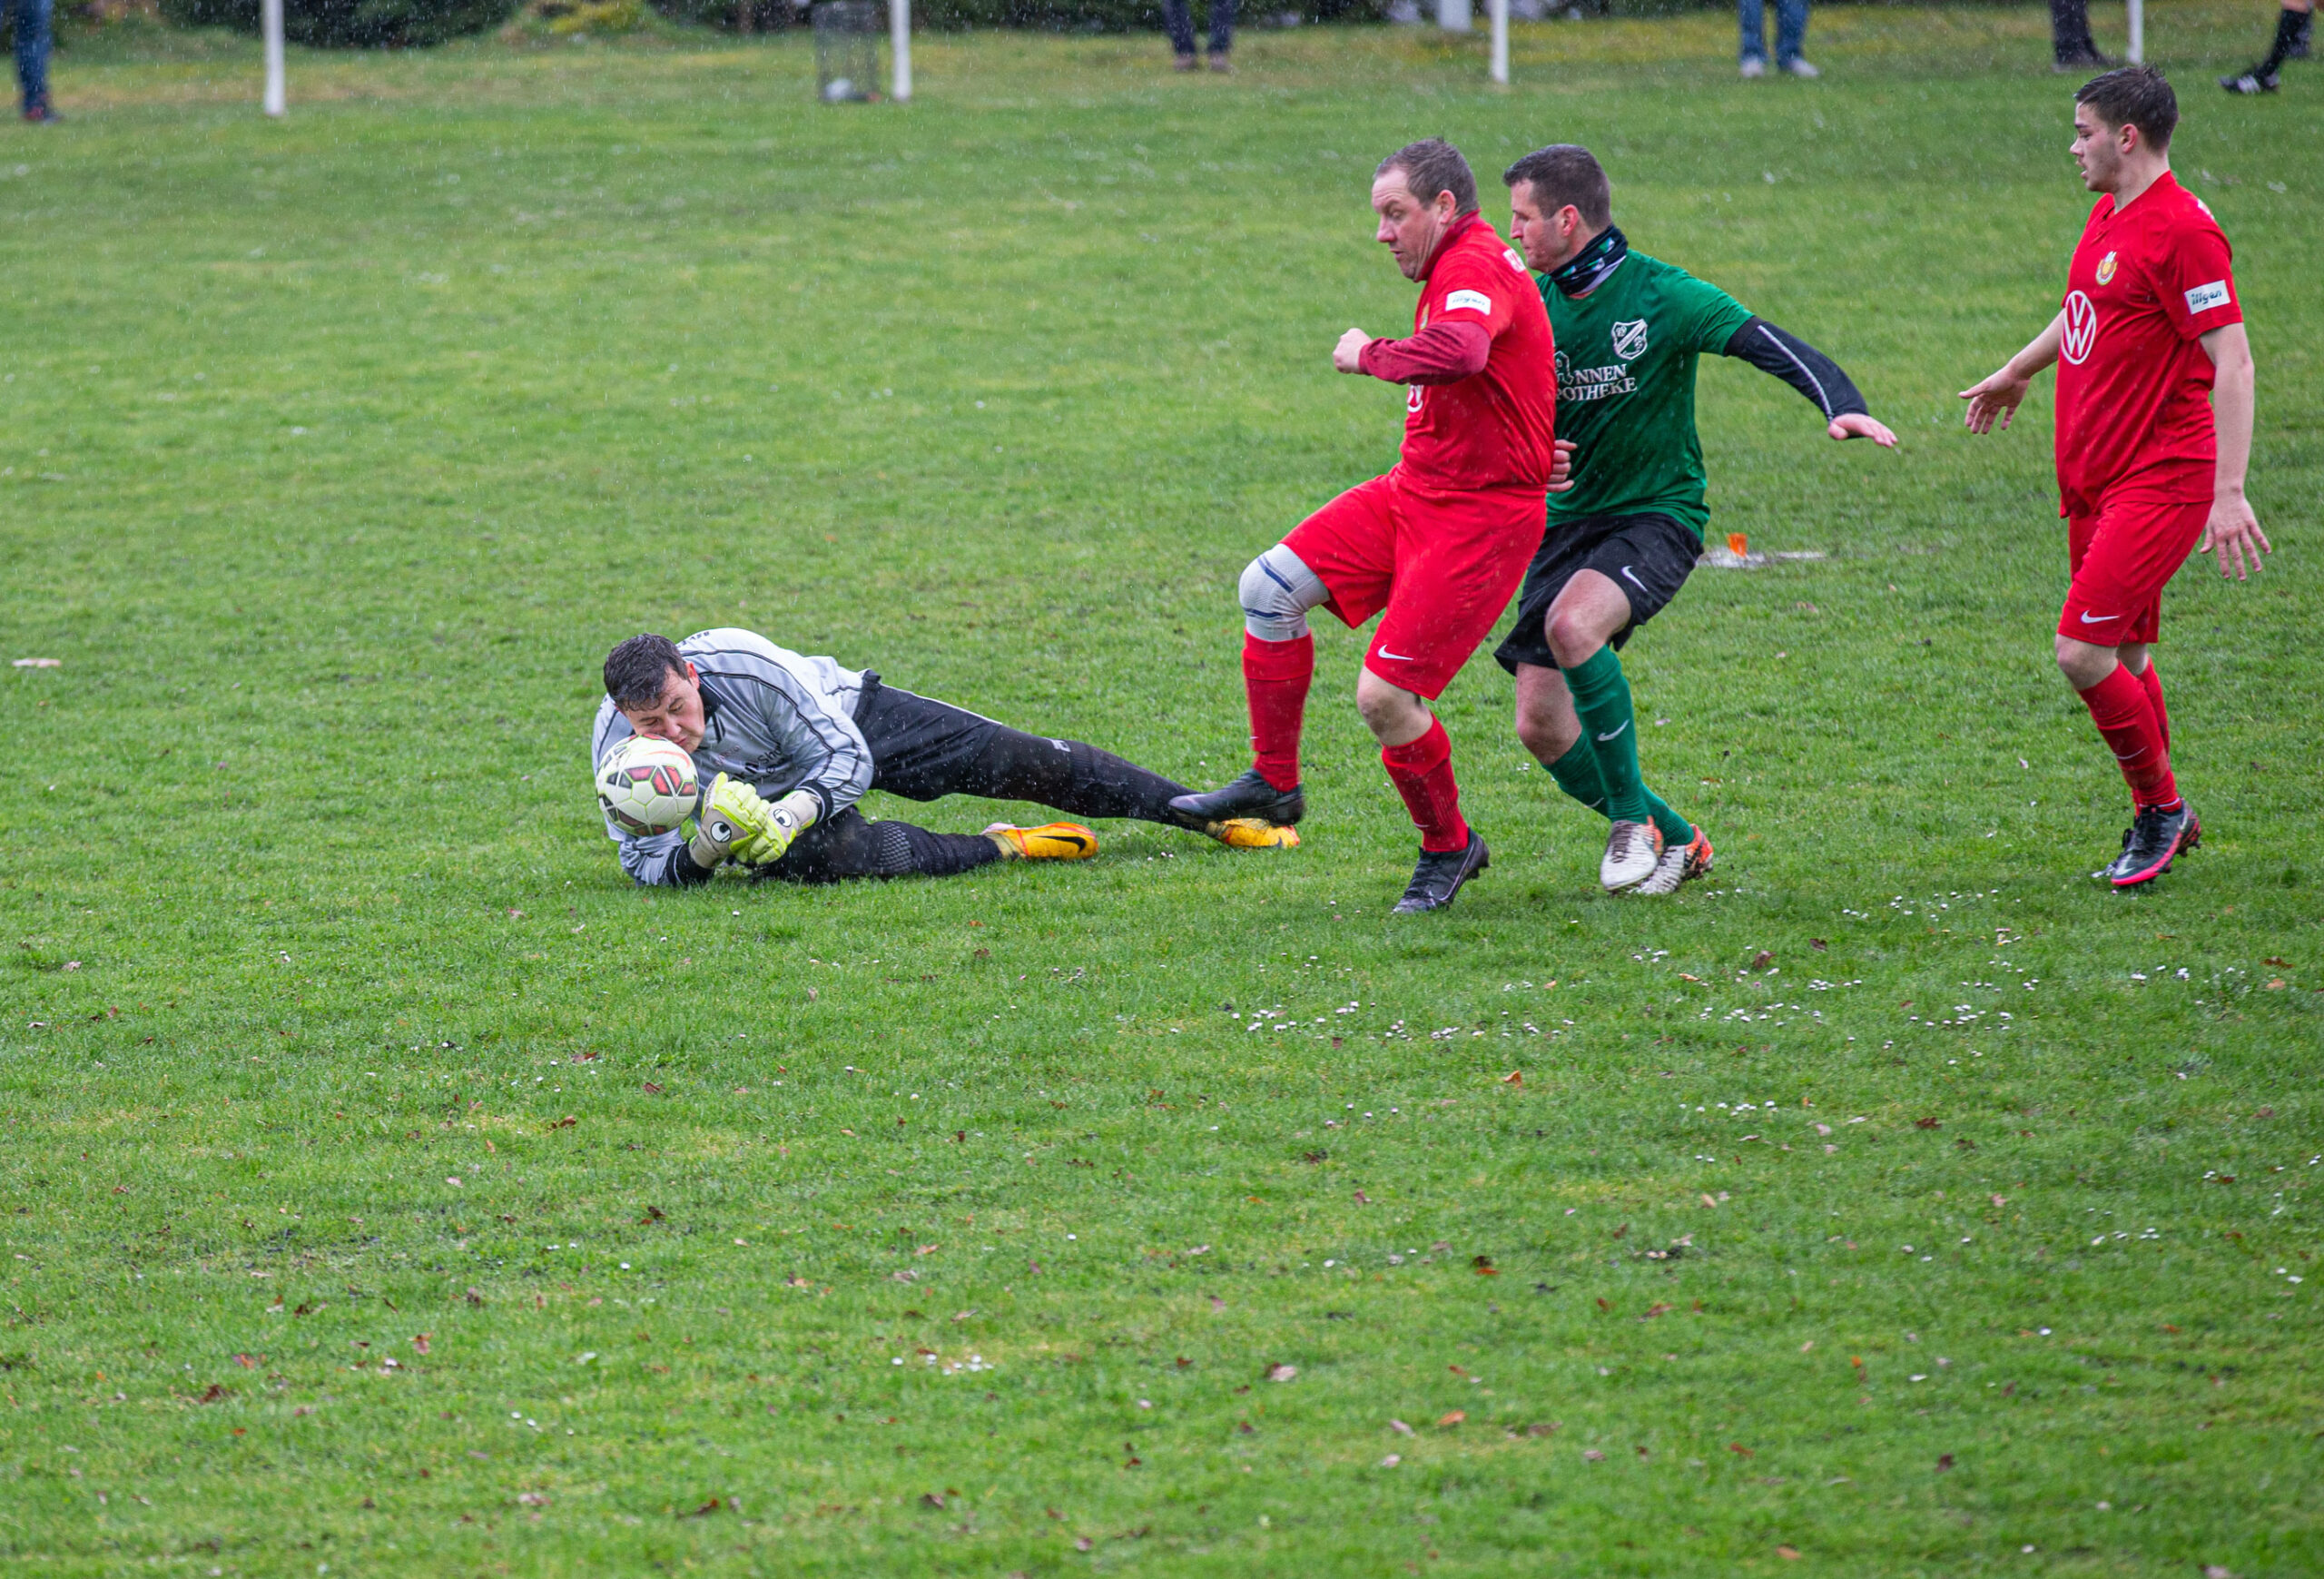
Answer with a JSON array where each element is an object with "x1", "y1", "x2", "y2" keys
[
  {"x1": 2079, "y1": 664, "x2": 2178, "y2": 808},
  {"x1": 1243, "y1": 632, "x2": 1313, "y2": 792},
  {"x1": 1381, "y1": 717, "x2": 1471, "y2": 853},
  {"x1": 2134, "y1": 660, "x2": 2169, "y2": 753}
]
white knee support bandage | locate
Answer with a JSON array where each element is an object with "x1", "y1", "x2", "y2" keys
[{"x1": 1239, "y1": 544, "x2": 1329, "y2": 642}]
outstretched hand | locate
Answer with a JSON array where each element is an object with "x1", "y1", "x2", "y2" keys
[
  {"x1": 1828, "y1": 412, "x2": 1897, "y2": 447},
  {"x1": 2201, "y1": 490, "x2": 2271, "y2": 580},
  {"x1": 1958, "y1": 368, "x2": 2031, "y2": 435},
  {"x1": 1548, "y1": 438, "x2": 1577, "y2": 493}
]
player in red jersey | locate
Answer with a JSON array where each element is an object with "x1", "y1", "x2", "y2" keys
[
  {"x1": 1962, "y1": 67, "x2": 2268, "y2": 888},
  {"x1": 1169, "y1": 138, "x2": 1559, "y2": 913}
]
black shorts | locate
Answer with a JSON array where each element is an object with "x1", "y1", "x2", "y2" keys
[
  {"x1": 852, "y1": 676, "x2": 1022, "y2": 803},
  {"x1": 1492, "y1": 511, "x2": 1700, "y2": 675}
]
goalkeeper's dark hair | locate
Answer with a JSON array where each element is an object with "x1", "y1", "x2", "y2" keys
[
  {"x1": 1502, "y1": 144, "x2": 1612, "y2": 229},
  {"x1": 1377, "y1": 139, "x2": 1477, "y2": 217},
  {"x1": 604, "y1": 633, "x2": 689, "y2": 708},
  {"x1": 2076, "y1": 65, "x2": 2178, "y2": 153}
]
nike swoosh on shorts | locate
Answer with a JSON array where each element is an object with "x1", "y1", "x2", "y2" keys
[
  {"x1": 1378, "y1": 649, "x2": 1416, "y2": 661},
  {"x1": 2080, "y1": 611, "x2": 2122, "y2": 623},
  {"x1": 1620, "y1": 565, "x2": 1649, "y2": 591}
]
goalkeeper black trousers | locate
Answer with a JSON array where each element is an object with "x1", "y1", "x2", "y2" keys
[{"x1": 755, "y1": 676, "x2": 1198, "y2": 883}]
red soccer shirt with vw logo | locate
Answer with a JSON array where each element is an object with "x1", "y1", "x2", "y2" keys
[{"x1": 2053, "y1": 171, "x2": 2241, "y2": 516}]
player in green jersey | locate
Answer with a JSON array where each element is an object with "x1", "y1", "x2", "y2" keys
[{"x1": 1493, "y1": 144, "x2": 1898, "y2": 894}]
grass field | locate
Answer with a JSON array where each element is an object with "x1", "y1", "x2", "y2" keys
[{"x1": 2, "y1": 5, "x2": 2319, "y2": 1574}]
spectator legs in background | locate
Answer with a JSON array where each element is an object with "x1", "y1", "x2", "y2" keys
[
  {"x1": 14, "y1": 0, "x2": 54, "y2": 122},
  {"x1": 2049, "y1": 0, "x2": 2107, "y2": 69},
  {"x1": 1165, "y1": 0, "x2": 1233, "y2": 69},
  {"x1": 1163, "y1": 0, "x2": 1198, "y2": 67},
  {"x1": 1738, "y1": 0, "x2": 1811, "y2": 75},
  {"x1": 1738, "y1": 0, "x2": 1768, "y2": 74},
  {"x1": 1205, "y1": 0, "x2": 1236, "y2": 68},
  {"x1": 2221, "y1": 0, "x2": 2311, "y2": 92}
]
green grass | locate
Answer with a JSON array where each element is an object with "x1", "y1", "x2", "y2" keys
[{"x1": 3, "y1": 6, "x2": 2320, "y2": 1574}]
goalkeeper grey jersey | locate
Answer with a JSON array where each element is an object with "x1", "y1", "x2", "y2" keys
[{"x1": 590, "y1": 628, "x2": 872, "y2": 886}]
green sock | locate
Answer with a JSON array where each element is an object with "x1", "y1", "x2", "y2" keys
[
  {"x1": 1547, "y1": 736, "x2": 1693, "y2": 847},
  {"x1": 1545, "y1": 738, "x2": 1608, "y2": 815},
  {"x1": 1644, "y1": 794, "x2": 1694, "y2": 850},
  {"x1": 1563, "y1": 644, "x2": 1649, "y2": 824}
]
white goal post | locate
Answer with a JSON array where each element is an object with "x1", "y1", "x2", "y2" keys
[
  {"x1": 891, "y1": 0, "x2": 911, "y2": 100},
  {"x1": 263, "y1": 0, "x2": 286, "y2": 115}
]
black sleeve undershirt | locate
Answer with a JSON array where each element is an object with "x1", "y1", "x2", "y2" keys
[
  {"x1": 664, "y1": 845, "x2": 718, "y2": 886},
  {"x1": 1721, "y1": 316, "x2": 1868, "y2": 421}
]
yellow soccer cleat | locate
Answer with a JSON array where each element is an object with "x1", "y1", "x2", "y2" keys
[
  {"x1": 1206, "y1": 817, "x2": 1301, "y2": 849},
  {"x1": 983, "y1": 822, "x2": 1099, "y2": 860}
]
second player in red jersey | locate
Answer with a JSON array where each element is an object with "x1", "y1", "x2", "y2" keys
[
  {"x1": 1170, "y1": 138, "x2": 1558, "y2": 913},
  {"x1": 1963, "y1": 66, "x2": 2268, "y2": 889}
]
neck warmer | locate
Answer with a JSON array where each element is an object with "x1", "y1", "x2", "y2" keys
[{"x1": 1548, "y1": 224, "x2": 1628, "y2": 298}]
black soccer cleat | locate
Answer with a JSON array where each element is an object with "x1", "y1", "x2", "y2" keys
[
  {"x1": 2109, "y1": 803, "x2": 2200, "y2": 889},
  {"x1": 1391, "y1": 833, "x2": 1490, "y2": 915},
  {"x1": 2220, "y1": 67, "x2": 2280, "y2": 93},
  {"x1": 1167, "y1": 768, "x2": 1305, "y2": 829}
]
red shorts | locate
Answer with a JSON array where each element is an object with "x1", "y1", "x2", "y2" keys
[
  {"x1": 2060, "y1": 469, "x2": 2210, "y2": 646},
  {"x1": 1282, "y1": 469, "x2": 1544, "y2": 699}
]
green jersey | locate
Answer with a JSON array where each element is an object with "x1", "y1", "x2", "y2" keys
[{"x1": 1542, "y1": 251, "x2": 1754, "y2": 538}]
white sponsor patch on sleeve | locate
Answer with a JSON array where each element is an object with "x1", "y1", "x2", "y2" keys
[
  {"x1": 1443, "y1": 289, "x2": 1492, "y2": 315},
  {"x1": 2184, "y1": 280, "x2": 2230, "y2": 313}
]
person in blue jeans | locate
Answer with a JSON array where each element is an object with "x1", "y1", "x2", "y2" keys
[
  {"x1": 13, "y1": 0, "x2": 55, "y2": 122},
  {"x1": 1164, "y1": 0, "x2": 1234, "y2": 73},
  {"x1": 1738, "y1": 0, "x2": 1818, "y2": 77}
]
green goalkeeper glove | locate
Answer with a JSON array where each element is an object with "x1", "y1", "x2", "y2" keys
[{"x1": 689, "y1": 775, "x2": 817, "y2": 868}]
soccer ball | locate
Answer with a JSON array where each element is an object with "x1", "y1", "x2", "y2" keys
[{"x1": 596, "y1": 735, "x2": 701, "y2": 837}]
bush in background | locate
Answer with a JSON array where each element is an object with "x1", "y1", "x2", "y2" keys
[
  {"x1": 648, "y1": 0, "x2": 1389, "y2": 32},
  {"x1": 160, "y1": 0, "x2": 520, "y2": 45}
]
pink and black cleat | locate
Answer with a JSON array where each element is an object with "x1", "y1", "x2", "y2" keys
[{"x1": 2108, "y1": 803, "x2": 2200, "y2": 889}]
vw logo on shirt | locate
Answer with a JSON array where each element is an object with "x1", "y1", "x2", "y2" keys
[{"x1": 2061, "y1": 291, "x2": 2098, "y2": 365}]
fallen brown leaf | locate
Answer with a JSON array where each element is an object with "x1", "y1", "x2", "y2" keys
[
  {"x1": 1265, "y1": 1363, "x2": 1297, "y2": 1383},
  {"x1": 1436, "y1": 1410, "x2": 1465, "y2": 1428}
]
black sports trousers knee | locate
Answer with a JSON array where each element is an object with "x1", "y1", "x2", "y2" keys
[{"x1": 755, "y1": 676, "x2": 1197, "y2": 883}]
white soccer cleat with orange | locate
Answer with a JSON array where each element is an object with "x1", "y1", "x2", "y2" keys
[
  {"x1": 1628, "y1": 824, "x2": 1714, "y2": 896},
  {"x1": 983, "y1": 822, "x2": 1098, "y2": 860},
  {"x1": 1600, "y1": 818, "x2": 1664, "y2": 893}
]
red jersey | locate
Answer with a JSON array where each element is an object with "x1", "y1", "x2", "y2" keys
[
  {"x1": 1367, "y1": 212, "x2": 1558, "y2": 496},
  {"x1": 2053, "y1": 172, "x2": 2241, "y2": 514}
]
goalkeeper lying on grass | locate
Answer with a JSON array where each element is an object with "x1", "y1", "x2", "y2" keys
[{"x1": 591, "y1": 630, "x2": 1295, "y2": 885}]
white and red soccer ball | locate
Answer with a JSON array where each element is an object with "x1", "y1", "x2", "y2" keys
[{"x1": 595, "y1": 735, "x2": 701, "y2": 836}]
